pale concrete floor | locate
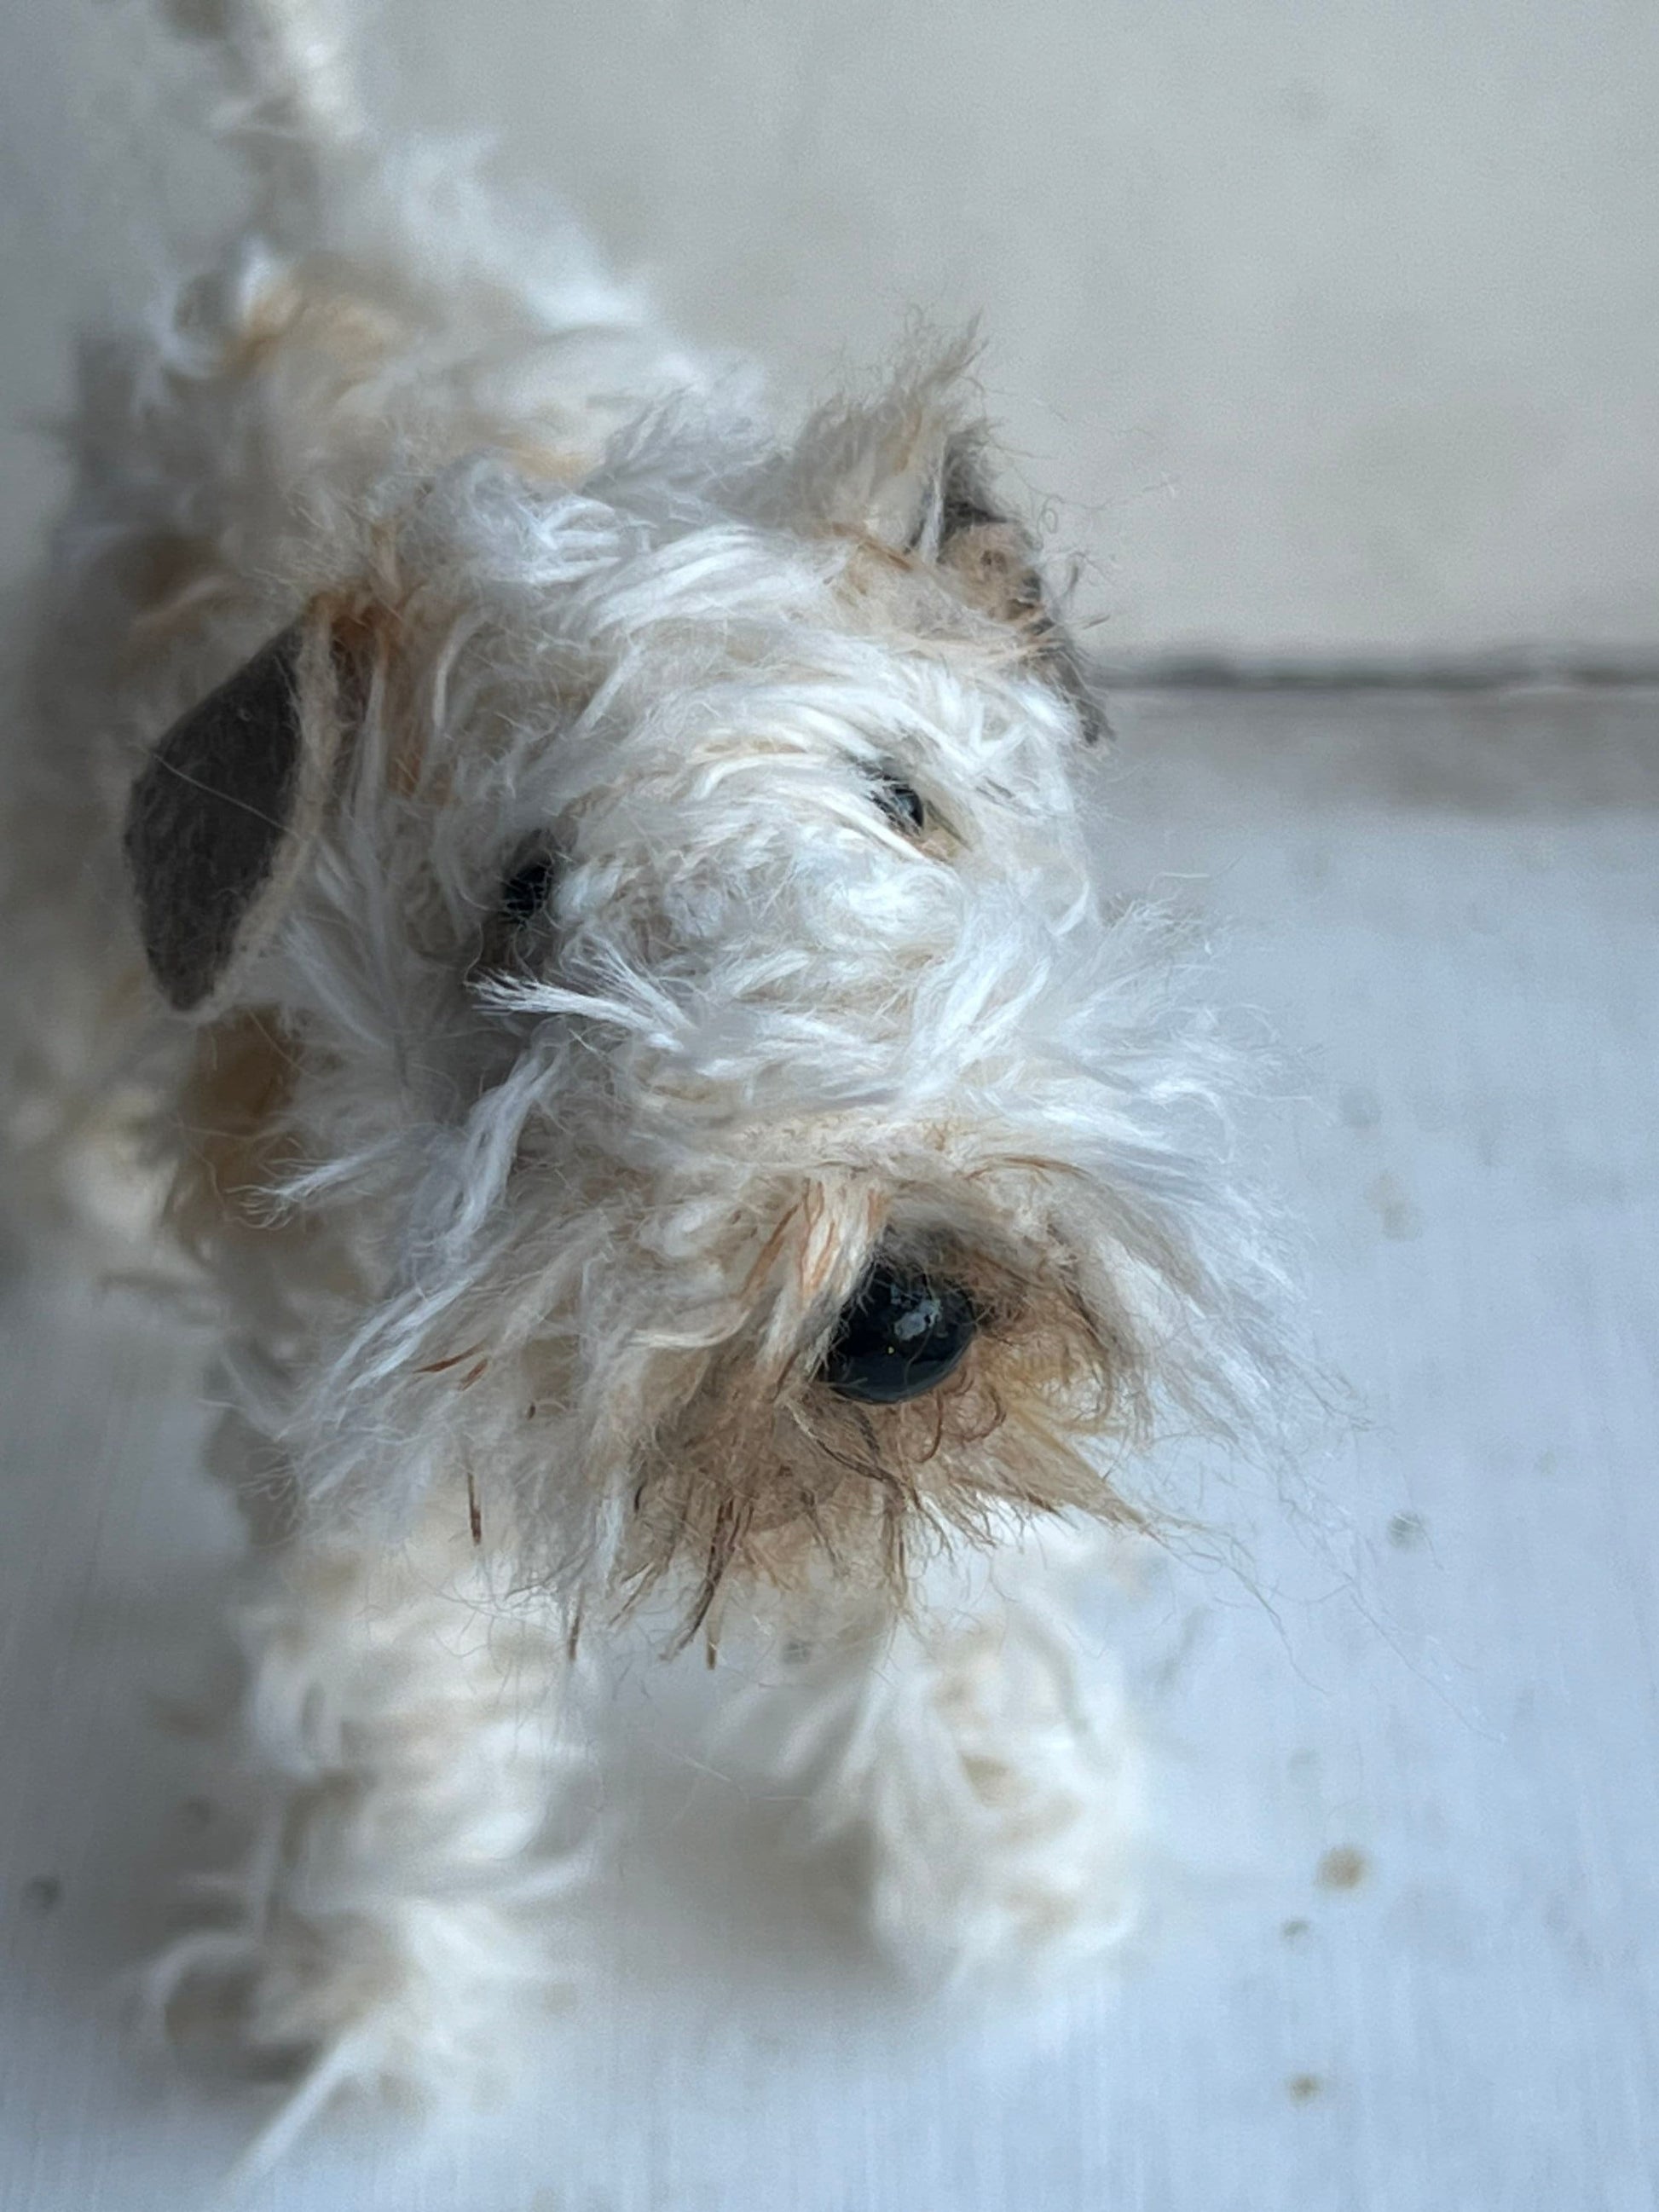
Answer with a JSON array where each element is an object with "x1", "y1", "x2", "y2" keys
[{"x1": 2, "y1": 688, "x2": 1656, "y2": 2212}]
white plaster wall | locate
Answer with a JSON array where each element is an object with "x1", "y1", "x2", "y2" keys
[{"x1": 1, "y1": 0, "x2": 1656, "y2": 656}]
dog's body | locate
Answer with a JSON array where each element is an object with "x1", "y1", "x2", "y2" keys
[{"x1": 3, "y1": 0, "x2": 1290, "y2": 2145}]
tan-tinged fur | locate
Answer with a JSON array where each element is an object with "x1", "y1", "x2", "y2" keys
[{"x1": 165, "y1": 1009, "x2": 301, "y2": 1247}]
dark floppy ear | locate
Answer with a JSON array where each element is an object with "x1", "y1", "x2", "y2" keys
[
  {"x1": 924, "y1": 437, "x2": 1107, "y2": 744},
  {"x1": 124, "y1": 610, "x2": 353, "y2": 1015}
]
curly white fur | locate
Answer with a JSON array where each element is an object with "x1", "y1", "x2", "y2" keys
[{"x1": 1, "y1": 0, "x2": 1296, "y2": 2158}]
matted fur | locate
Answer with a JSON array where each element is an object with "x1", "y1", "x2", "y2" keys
[{"x1": 0, "y1": 0, "x2": 1298, "y2": 2155}]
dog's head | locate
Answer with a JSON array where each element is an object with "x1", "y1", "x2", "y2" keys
[{"x1": 127, "y1": 356, "x2": 1286, "y2": 1640}]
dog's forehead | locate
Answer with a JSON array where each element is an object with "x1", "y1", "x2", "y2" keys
[
  {"x1": 446, "y1": 581, "x2": 1088, "y2": 816},
  {"x1": 403, "y1": 457, "x2": 1093, "y2": 778}
]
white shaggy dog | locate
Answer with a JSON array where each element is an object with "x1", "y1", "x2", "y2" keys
[{"x1": 3, "y1": 0, "x2": 1291, "y2": 2155}]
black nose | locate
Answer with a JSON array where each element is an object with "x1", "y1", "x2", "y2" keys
[{"x1": 821, "y1": 1261, "x2": 976, "y2": 1404}]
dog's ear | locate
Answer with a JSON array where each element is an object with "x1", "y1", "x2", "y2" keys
[
  {"x1": 919, "y1": 437, "x2": 1106, "y2": 742},
  {"x1": 124, "y1": 608, "x2": 355, "y2": 1015},
  {"x1": 812, "y1": 377, "x2": 1106, "y2": 742}
]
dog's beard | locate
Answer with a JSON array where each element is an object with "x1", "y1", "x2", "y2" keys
[{"x1": 611, "y1": 1242, "x2": 1147, "y2": 1649}]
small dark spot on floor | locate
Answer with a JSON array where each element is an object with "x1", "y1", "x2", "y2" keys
[
  {"x1": 1280, "y1": 1917, "x2": 1311, "y2": 1942},
  {"x1": 1365, "y1": 1171, "x2": 1424, "y2": 1240},
  {"x1": 1286, "y1": 2073, "x2": 1323, "y2": 2103},
  {"x1": 22, "y1": 1875, "x2": 61, "y2": 1915},
  {"x1": 1387, "y1": 1510, "x2": 1427, "y2": 1550},
  {"x1": 1291, "y1": 846, "x2": 1332, "y2": 892},
  {"x1": 1339, "y1": 1084, "x2": 1381, "y2": 1131},
  {"x1": 1274, "y1": 78, "x2": 1329, "y2": 130},
  {"x1": 179, "y1": 1796, "x2": 215, "y2": 1832},
  {"x1": 1317, "y1": 1845, "x2": 1368, "y2": 1891}
]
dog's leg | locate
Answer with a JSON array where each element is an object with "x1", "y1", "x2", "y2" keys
[
  {"x1": 145, "y1": 1493, "x2": 590, "y2": 2158},
  {"x1": 740, "y1": 1539, "x2": 1143, "y2": 1986}
]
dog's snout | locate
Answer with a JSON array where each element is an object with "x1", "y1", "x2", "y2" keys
[{"x1": 820, "y1": 1258, "x2": 976, "y2": 1404}]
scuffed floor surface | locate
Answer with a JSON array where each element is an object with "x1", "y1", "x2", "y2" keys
[{"x1": 2, "y1": 689, "x2": 1656, "y2": 2211}]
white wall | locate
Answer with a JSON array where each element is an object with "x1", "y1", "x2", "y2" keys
[{"x1": 3, "y1": 0, "x2": 1656, "y2": 656}]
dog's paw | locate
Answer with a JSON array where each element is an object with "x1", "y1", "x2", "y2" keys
[
  {"x1": 137, "y1": 1883, "x2": 567, "y2": 2179},
  {"x1": 141, "y1": 1890, "x2": 540, "y2": 2090}
]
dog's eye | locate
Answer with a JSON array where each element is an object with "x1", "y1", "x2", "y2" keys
[
  {"x1": 821, "y1": 1261, "x2": 976, "y2": 1404},
  {"x1": 498, "y1": 854, "x2": 556, "y2": 927},
  {"x1": 870, "y1": 773, "x2": 927, "y2": 837}
]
